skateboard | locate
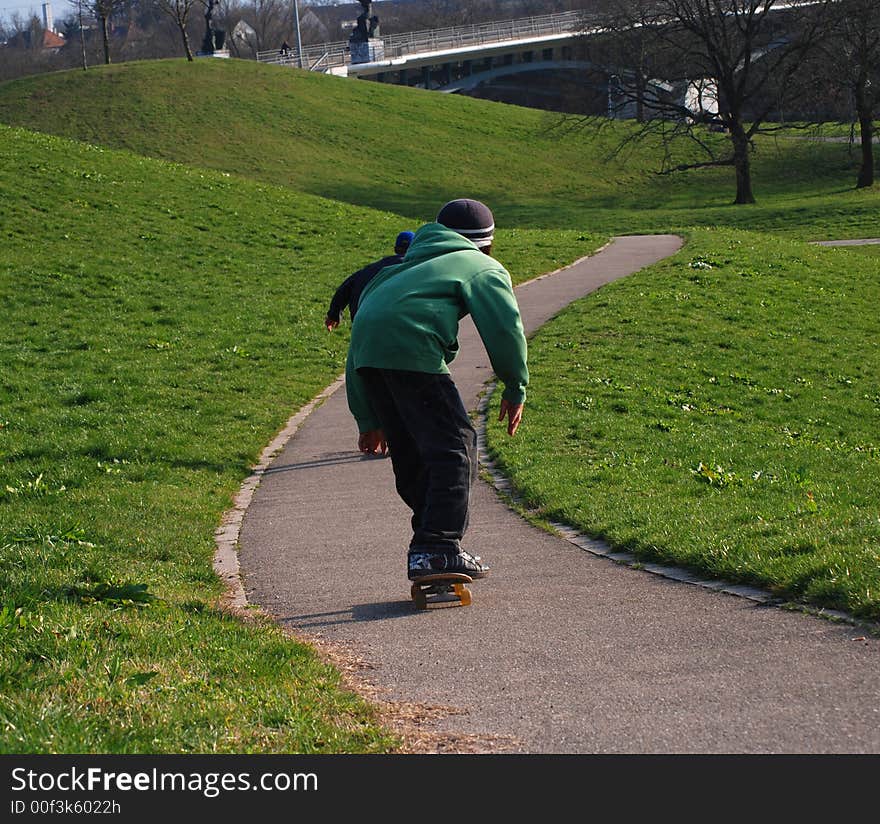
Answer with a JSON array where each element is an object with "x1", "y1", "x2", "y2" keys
[{"x1": 410, "y1": 573, "x2": 473, "y2": 609}]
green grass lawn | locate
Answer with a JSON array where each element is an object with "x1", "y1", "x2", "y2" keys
[
  {"x1": 487, "y1": 229, "x2": 880, "y2": 620},
  {"x1": 1, "y1": 58, "x2": 878, "y2": 753},
  {"x1": 831, "y1": 243, "x2": 880, "y2": 257}
]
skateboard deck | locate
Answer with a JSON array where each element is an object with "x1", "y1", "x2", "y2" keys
[{"x1": 410, "y1": 573, "x2": 473, "y2": 609}]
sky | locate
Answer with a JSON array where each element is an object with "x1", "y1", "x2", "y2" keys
[{"x1": 0, "y1": 0, "x2": 76, "y2": 27}]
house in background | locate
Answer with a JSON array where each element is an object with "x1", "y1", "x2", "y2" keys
[{"x1": 3, "y1": 2, "x2": 66, "y2": 53}]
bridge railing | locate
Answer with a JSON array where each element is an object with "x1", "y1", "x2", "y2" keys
[{"x1": 257, "y1": 9, "x2": 587, "y2": 71}]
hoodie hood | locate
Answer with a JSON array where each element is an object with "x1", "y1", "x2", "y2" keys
[{"x1": 403, "y1": 222, "x2": 485, "y2": 265}]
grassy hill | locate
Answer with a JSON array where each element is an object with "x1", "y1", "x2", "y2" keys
[
  {"x1": 0, "y1": 121, "x2": 599, "y2": 753},
  {"x1": 1, "y1": 58, "x2": 878, "y2": 753},
  {"x1": 0, "y1": 58, "x2": 876, "y2": 236},
  {"x1": 0, "y1": 125, "x2": 404, "y2": 754}
]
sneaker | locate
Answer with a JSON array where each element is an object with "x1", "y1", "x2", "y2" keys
[{"x1": 407, "y1": 549, "x2": 489, "y2": 580}]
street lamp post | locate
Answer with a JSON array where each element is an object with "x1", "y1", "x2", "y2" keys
[{"x1": 293, "y1": 0, "x2": 304, "y2": 68}]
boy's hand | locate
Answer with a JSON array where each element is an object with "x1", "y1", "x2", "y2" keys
[
  {"x1": 325, "y1": 316, "x2": 340, "y2": 331},
  {"x1": 499, "y1": 400, "x2": 524, "y2": 436},
  {"x1": 358, "y1": 429, "x2": 387, "y2": 455}
]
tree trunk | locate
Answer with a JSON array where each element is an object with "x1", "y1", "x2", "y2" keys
[
  {"x1": 854, "y1": 79, "x2": 875, "y2": 188},
  {"x1": 730, "y1": 126, "x2": 755, "y2": 204},
  {"x1": 78, "y1": 1, "x2": 87, "y2": 70},
  {"x1": 636, "y1": 73, "x2": 645, "y2": 123},
  {"x1": 181, "y1": 25, "x2": 194, "y2": 61},
  {"x1": 100, "y1": 15, "x2": 111, "y2": 64}
]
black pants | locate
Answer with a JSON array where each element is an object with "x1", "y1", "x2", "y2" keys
[{"x1": 358, "y1": 368, "x2": 477, "y2": 555}]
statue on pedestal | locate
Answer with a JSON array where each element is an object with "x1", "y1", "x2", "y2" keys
[
  {"x1": 349, "y1": 0, "x2": 383, "y2": 63},
  {"x1": 201, "y1": 0, "x2": 226, "y2": 53},
  {"x1": 350, "y1": 0, "x2": 380, "y2": 43}
]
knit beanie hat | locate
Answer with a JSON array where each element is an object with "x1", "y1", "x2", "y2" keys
[
  {"x1": 395, "y1": 230, "x2": 415, "y2": 249},
  {"x1": 436, "y1": 199, "x2": 495, "y2": 249}
]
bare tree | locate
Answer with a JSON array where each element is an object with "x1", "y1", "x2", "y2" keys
[
  {"x1": 561, "y1": 0, "x2": 834, "y2": 204},
  {"x1": 812, "y1": 0, "x2": 879, "y2": 188},
  {"x1": 241, "y1": 0, "x2": 288, "y2": 53},
  {"x1": 223, "y1": 0, "x2": 260, "y2": 57},
  {"x1": 392, "y1": 0, "x2": 511, "y2": 32},
  {"x1": 2, "y1": 0, "x2": 186, "y2": 77},
  {"x1": 90, "y1": 0, "x2": 126, "y2": 63},
  {"x1": 6, "y1": 11, "x2": 46, "y2": 51},
  {"x1": 74, "y1": 0, "x2": 90, "y2": 69},
  {"x1": 153, "y1": 0, "x2": 199, "y2": 59}
]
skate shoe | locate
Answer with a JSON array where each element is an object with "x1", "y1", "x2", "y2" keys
[{"x1": 407, "y1": 549, "x2": 489, "y2": 580}]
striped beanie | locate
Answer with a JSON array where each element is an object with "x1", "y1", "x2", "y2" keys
[{"x1": 436, "y1": 199, "x2": 495, "y2": 249}]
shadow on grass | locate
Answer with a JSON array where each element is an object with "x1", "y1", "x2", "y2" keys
[
  {"x1": 17, "y1": 581, "x2": 158, "y2": 610},
  {"x1": 63, "y1": 581, "x2": 156, "y2": 607}
]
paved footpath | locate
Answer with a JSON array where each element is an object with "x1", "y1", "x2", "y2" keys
[
  {"x1": 238, "y1": 235, "x2": 880, "y2": 753},
  {"x1": 814, "y1": 238, "x2": 880, "y2": 246}
]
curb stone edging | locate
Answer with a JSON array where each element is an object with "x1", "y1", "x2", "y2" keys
[{"x1": 213, "y1": 377, "x2": 345, "y2": 610}]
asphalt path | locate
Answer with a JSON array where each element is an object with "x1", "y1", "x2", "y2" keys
[
  {"x1": 814, "y1": 238, "x2": 880, "y2": 246},
  {"x1": 236, "y1": 235, "x2": 880, "y2": 753}
]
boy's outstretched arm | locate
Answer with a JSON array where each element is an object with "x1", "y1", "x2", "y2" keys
[
  {"x1": 358, "y1": 429, "x2": 388, "y2": 455},
  {"x1": 326, "y1": 272, "x2": 355, "y2": 330},
  {"x1": 499, "y1": 399, "x2": 524, "y2": 436}
]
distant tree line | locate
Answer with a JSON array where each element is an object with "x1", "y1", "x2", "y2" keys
[{"x1": 559, "y1": 0, "x2": 878, "y2": 198}]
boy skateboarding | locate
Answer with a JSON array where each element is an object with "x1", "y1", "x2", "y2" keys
[{"x1": 344, "y1": 199, "x2": 528, "y2": 600}]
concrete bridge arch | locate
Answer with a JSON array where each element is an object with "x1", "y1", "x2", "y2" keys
[{"x1": 435, "y1": 59, "x2": 600, "y2": 93}]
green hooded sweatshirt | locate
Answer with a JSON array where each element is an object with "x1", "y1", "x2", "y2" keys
[{"x1": 345, "y1": 223, "x2": 529, "y2": 433}]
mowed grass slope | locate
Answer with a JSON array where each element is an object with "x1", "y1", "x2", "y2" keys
[
  {"x1": 0, "y1": 58, "x2": 876, "y2": 238},
  {"x1": 0, "y1": 123, "x2": 601, "y2": 753}
]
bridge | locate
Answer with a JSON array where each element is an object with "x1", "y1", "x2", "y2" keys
[
  {"x1": 256, "y1": 2, "x2": 814, "y2": 110},
  {"x1": 256, "y1": 10, "x2": 592, "y2": 92}
]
